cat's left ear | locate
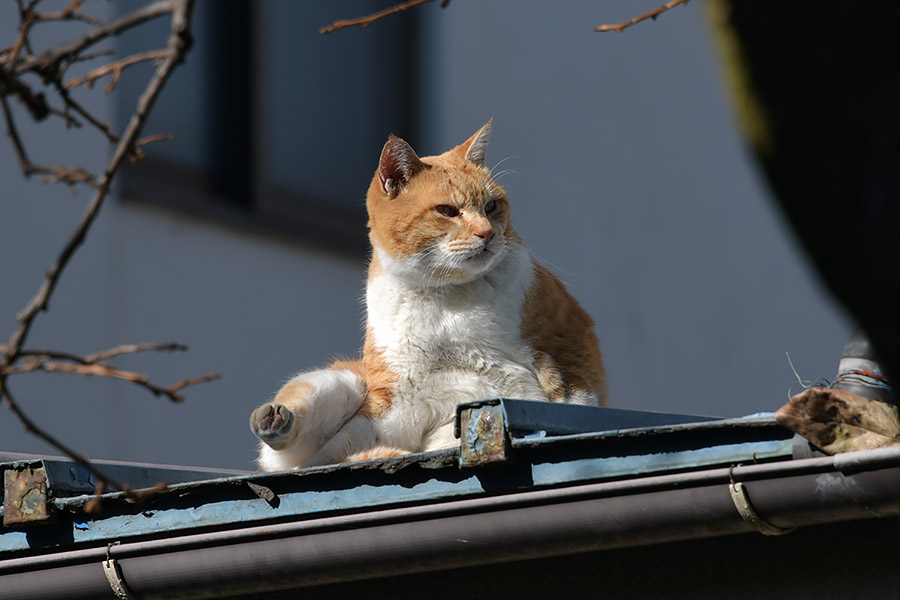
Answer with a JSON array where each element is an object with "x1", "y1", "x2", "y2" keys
[
  {"x1": 378, "y1": 135, "x2": 426, "y2": 198},
  {"x1": 460, "y1": 120, "x2": 492, "y2": 166}
]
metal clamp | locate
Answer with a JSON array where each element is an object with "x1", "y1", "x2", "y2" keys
[
  {"x1": 728, "y1": 481, "x2": 795, "y2": 536},
  {"x1": 102, "y1": 542, "x2": 137, "y2": 600}
]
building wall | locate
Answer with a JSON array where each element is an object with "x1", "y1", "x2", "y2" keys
[{"x1": 0, "y1": 1, "x2": 848, "y2": 470}]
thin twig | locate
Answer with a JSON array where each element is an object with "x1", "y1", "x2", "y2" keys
[
  {"x1": 130, "y1": 132, "x2": 175, "y2": 162},
  {"x1": 84, "y1": 342, "x2": 187, "y2": 363},
  {"x1": 320, "y1": 0, "x2": 449, "y2": 34},
  {"x1": 1, "y1": 385, "x2": 130, "y2": 492},
  {"x1": 0, "y1": 67, "x2": 50, "y2": 121},
  {"x1": 6, "y1": 342, "x2": 188, "y2": 364},
  {"x1": 65, "y1": 48, "x2": 116, "y2": 66},
  {"x1": 65, "y1": 49, "x2": 168, "y2": 93},
  {"x1": 165, "y1": 373, "x2": 221, "y2": 395},
  {"x1": 48, "y1": 105, "x2": 82, "y2": 129},
  {"x1": 54, "y1": 81, "x2": 119, "y2": 143},
  {"x1": 36, "y1": 0, "x2": 98, "y2": 26},
  {"x1": 8, "y1": 12, "x2": 35, "y2": 71},
  {"x1": 3, "y1": 359, "x2": 220, "y2": 403},
  {"x1": 595, "y1": 0, "x2": 691, "y2": 33},
  {"x1": 15, "y1": 0, "x2": 174, "y2": 77},
  {"x1": 0, "y1": 95, "x2": 94, "y2": 186},
  {"x1": 0, "y1": 94, "x2": 33, "y2": 174}
]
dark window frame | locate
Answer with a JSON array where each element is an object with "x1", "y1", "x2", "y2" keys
[{"x1": 118, "y1": 1, "x2": 418, "y2": 259}]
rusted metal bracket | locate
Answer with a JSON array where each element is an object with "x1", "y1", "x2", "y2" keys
[
  {"x1": 456, "y1": 400, "x2": 509, "y2": 467},
  {"x1": 3, "y1": 464, "x2": 51, "y2": 526}
]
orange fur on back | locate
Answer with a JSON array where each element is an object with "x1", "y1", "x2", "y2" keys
[{"x1": 523, "y1": 262, "x2": 607, "y2": 403}]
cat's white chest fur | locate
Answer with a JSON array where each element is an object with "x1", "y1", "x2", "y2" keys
[{"x1": 367, "y1": 244, "x2": 546, "y2": 451}]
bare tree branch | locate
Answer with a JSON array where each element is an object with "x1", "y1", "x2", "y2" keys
[
  {"x1": 0, "y1": 0, "x2": 195, "y2": 380},
  {"x1": 0, "y1": 67, "x2": 49, "y2": 121},
  {"x1": 0, "y1": 94, "x2": 96, "y2": 186},
  {"x1": 53, "y1": 80, "x2": 119, "y2": 143},
  {"x1": 595, "y1": 0, "x2": 691, "y2": 33},
  {"x1": 13, "y1": 0, "x2": 174, "y2": 78},
  {"x1": 0, "y1": 0, "x2": 201, "y2": 496},
  {"x1": 65, "y1": 49, "x2": 168, "y2": 93},
  {"x1": 320, "y1": 0, "x2": 450, "y2": 35},
  {"x1": 84, "y1": 342, "x2": 187, "y2": 363},
  {"x1": 1, "y1": 385, "x2": 130, "y2": 492},
  {"x1": 3, "y1": 341, "x2": 188, "y2": 364},
  {"x1": 3, "y1": 359, "x2": 220, "y2": 403}
]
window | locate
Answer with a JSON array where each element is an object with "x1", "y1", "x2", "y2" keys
[{"x1": 115, "y1": 1, "x2": 417, "y2": 256}]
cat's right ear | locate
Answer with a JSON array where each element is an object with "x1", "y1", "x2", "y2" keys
[{"x1": 378, "y1": 135, "x2": 425, "y2": 198}]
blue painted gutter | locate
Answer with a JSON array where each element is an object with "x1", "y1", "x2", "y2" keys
[{"x1": 2, "y1": 400, "x2": 899, "y2": 599}]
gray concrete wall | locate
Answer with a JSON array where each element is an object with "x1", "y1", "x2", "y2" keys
[{"x1": 0, "y1": 1, "x2": 848, "y2": 471}]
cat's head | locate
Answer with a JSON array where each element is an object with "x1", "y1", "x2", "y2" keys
[{"x1": 366, "y1": 121, "x2": 514, "y2": 285}]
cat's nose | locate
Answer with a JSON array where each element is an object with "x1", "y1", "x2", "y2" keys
[{"x1": 476, "y1": 230, "x2": 493, "y2": 245}]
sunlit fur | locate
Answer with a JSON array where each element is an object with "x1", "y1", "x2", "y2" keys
[{"x1": 251, "y1": 123, "x2": 606, "y2": 470}]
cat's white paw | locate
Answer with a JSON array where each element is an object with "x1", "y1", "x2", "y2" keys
[{"x1": 250, "y1": 402, "x2": 295, "y2": 448}]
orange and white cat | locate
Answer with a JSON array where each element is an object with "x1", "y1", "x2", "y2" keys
[{"x1": 250, "y1": 122, "x2": 606, "y2": 470}]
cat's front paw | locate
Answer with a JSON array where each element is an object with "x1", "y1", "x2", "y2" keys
[{"x1": 250, "y1": 403, "x2": 295, "y2": 447}]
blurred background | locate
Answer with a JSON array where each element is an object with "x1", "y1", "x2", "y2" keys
[{"x1": 0, "y1": 0, "x2": 850, "y2": 471}]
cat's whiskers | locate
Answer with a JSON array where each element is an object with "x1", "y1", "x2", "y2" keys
[
  {"x1": 488, "y1": 156, "x2": 516, "y2": 179},
  {"x1": 490, "y1": 169, "x2": 518, "y2": 183}
]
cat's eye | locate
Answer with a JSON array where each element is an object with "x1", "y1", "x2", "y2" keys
[
  {"x1": 435, "y1": 205, "x2": 460, "y2": 217},
  {"x1": 484, "y1": 200, "x2": 498, "y2": 214}
]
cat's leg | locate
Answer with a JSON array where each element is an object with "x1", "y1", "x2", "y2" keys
[
  {"x1": 305, "y1": 387, "x2": 413, "y2": 465},
  {"x1": 346, "y1": 446, "x2": 411, "y2": 462},
  {"x1": 304, "y1": 414, "x2": 379, "y2": 466},
  {"x1": 532, "y1": 350, "x2": 565, "y2": 402},
  {"x1": 533, "y1": 350, "x2": 603, "y2": 406},
  {"x1": 250, "y1": 361, "x2": 366, "y2": 471}
]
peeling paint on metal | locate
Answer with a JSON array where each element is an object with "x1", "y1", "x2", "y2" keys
[
  {"x1": 459, "y1": 403, "x2": 508, "y2": 467},
  {"x1": 3, "y1": 466, "x2": 50, "y2": 526}
]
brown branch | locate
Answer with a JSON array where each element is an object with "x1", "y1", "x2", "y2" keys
[
  {"x1": 48, "y1": 104, "x2": 82, "y2": 129},
  {"x1": 64, "y1": 49, "x2": 168, "y2": 94},
  {"x1": 2, "y1": 359, "x2": 219, "y2": 403},
  {"x1": 66, "y1": 49, "x2": 116, "y2": 66},
  {"x1": 4, "y1": 1, "x2": 98, "y2": 73},
  {"x1": 0, "y1": 93, "x2": 33, "y2": 173},
  {"x1": 53, "y1": 81, "x2": 118, "y2": 144},
  {"x1": 1, "y1": 385, "x2": 130, "y2": 492},
  {"x1": 5, "y1": 342, "x2": 188, "y2": 364},
  {"x1": 8, "y1": 12, "x2": 35, "y2": 71},
  {"x1": 0, "y1": 0, "x2": 196, "y2": 423},
  {"x1": 0, "y1": 94, "x2": 94, "y2": 186},
  {"x1": 16, "y1": 0, "x2": 174, "y2": 78},
  {"x1": 130, "y1": 132, "x2": 175, "y2": 162},
  {"x1": 595, "y1": 0, "x2": 691, "y2": 33},
  {"x1": 0, "y1": 67, "x2": 50, "y2": 121},
  {"x1": 165, "y1": 373, "x2": 221, "y2": 395},
  {"x1": 320, "y1": 0, "x2": 449, "y2": 35},
  {"x1": 84, "y1": 342, "x2": 187, "y2": 363},
  {"x1": 35, "y1": 0, "x2": 98, "y2": 26}
]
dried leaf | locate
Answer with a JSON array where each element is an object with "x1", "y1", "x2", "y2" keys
[{"x1": 775, "y1": 387, "x2": 900, "y2": 454}]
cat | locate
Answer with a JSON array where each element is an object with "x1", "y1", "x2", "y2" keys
[{"x1": 250, "y1": 121, "x2": 606, "y2": 471}]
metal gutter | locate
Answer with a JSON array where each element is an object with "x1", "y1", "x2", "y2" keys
[
  {"x1": 1, "y1": 402, "x2": 794, "y2": 554},
  {"x1": 3, "y1": 445, "x2": 900, "y2": 600}
]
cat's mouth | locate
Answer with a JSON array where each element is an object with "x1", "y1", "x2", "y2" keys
[{"x1": 463, "y1": 245, "x2": 497, "y2": 266}]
